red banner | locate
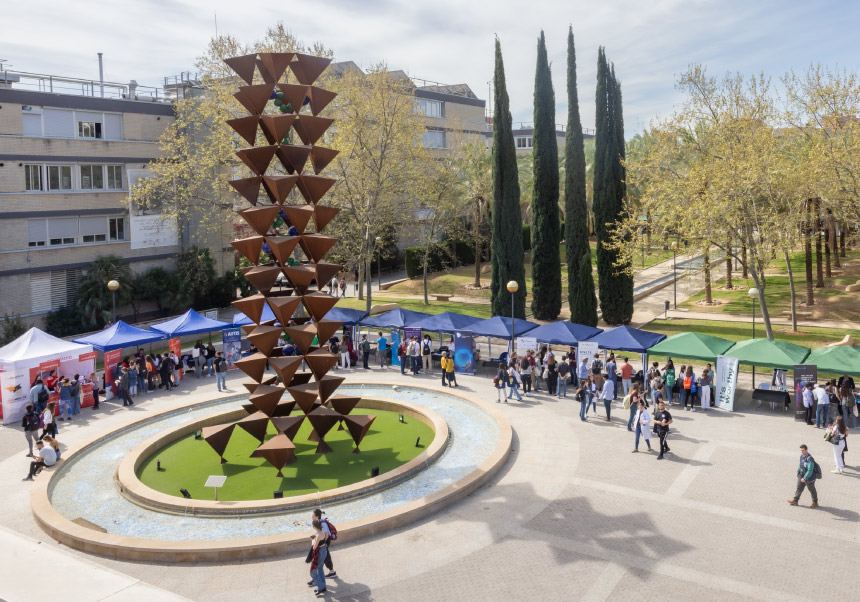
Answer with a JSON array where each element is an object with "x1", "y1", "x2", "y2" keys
[
  {"x1": 104, "y1": 349, "x2": 122, "y2": 396},
  {"x1": 78, "y1": 351, "x2": 98, "y2": 363},
  {"x1": 169, "y1": 338, "x2": 183, "y2": 380},
  {"x1": 81, "y1": 383, "x2": 95, "y2": 408}
]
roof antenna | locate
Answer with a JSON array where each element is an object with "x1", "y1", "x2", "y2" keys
[{"x1": 214, "y1": 11, "x2": 218, "y2": 37}]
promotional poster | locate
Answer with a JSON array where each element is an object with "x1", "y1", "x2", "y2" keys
[
  {"x1": 169, "y1": 338, "x2": 183, "y2": 378},
  {"x1": 390, "y1": 329, "x2": 401, "y2": 367},
  {"x1": 453, "y1": 331, "x2": 474, "y2": 374},
  {"x1": 104, "y1": 349, "x2": 122, "y2": 398},
  {"x1": 715, "y1": 354, "x2": 740, "y2": 411},
  {"x1": 221, "y1": 328, "x2": 243, "y2": 367},
  {"x1": 793, "y1": 364, "x2": 818, "y2": 421}
]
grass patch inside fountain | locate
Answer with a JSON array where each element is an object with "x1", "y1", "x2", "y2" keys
[{"x1": 137, "y1": 408, "x2": 434, "y2": 501}]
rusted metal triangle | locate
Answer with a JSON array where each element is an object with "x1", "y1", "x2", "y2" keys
[
  {"x1": 257, "y1": 52, "x2": 295, "y2": 84},
  {"x1": 229, "y1": 177, "x2": 263, "y2": 205},
  {"x1": 290, "y1": 54, "x2": 333, "y2": 85},
  {"x1": 314, "y1": 263, "x2": 342, "y2": 291},
  {"x1": 282, "y1": 205, "x2": 315, "y2": 234},
  {"x1": 238, "y1": 205, "x2": 281, "y2": 236},
  {"x1": 227, "y1": 115, "x2": 260, "y2": 145},
  {"x1": 232, "y1": 294, "x2": 268, "y2": 324},
  {"x1": 293, "y1": 116, "x2": 334, "y2": 145},
  {"x1": 236, "y1": 145, "x2": 277, "y2": 176},
  {"x1": 311, "y1": 205, "x2": 340, "y2": 233},
  {"x1": 242, "y1": 400, "x2": 258, "y2": 411},
  {"x1": 262, "y1": 175, "x2": 299, "y2": 204},
  {"x1": 304, "y1": 348, "x2": 339, "y2": 380},
  {"x1": 282, "y1": 265, "x2": 317, "y2": 293},
  {"x1": 299, "y1": 234, "x2": 338, "y2": 263},
  {"x1": 309, "y1": 146, "x2": 340, "y2": 175},
  {"x1": 271, "y1": 415, "x2": 304, "y2": 440},
  {"x1": 297, "y1": 175, "x2": 336, "y2": 204},
  {"x1": 249, "y1": 384, "x2": 286, "y2": 417},
  {"x1": 317, "y1": 375, "x2": 345, "y2": 403},
  {"x1": 269, "y1": 355, "x2": 302, "y2": 385},
  {"x1": 247, "y1": 325, "x2": 283, "y2": 356},
  {"x1": 307, "y1": 405, "x2": 339, "y2": 449},
  {"x1": 233, "y1": 83, "x2": 275, "y2": 115},
  {"x1": 272, "y1": 399, "x2": 297, "y2": 417},
  {"x1": 344, "y1": 414, "x2": 375, "y2": 453},
  {"x1": 230, "y1": 236, "x2": 264, "y2": 264},
  {"x1": 236, "y1": 411, "x2": 271, "y2": 443},
  {"x1": 301, "y1": 292, "x2": 339, "y2": 321},
  {"x1": 234, "y1": 352, "x2": 269, "y2": 383},
  {"x1": 288, "y1": 372, "x2": 314, "y2": 388},
  {"x1": 284, "y1": 323, "x2": 317, "y2": 355},
  {"x1": 266, "y1": 295, "x2": 302, "y2": 325},
  {"x1": 328, "y1": 394, "x2": 361, "y2": 416},
  {"x1": 264, "y1": 235, "x2": 300, "y2": 265},
  {"x1": 260, "y1": 114, "x2": 297, "y2": 144},
  {"x1": 287, "y1": 382, "x2": 320, "y2": 414},
  {"x1": 202, "y1": 423, "x2": 236, "y2": 463},
  {"x1": 251, "y1": 433, "x2": 296, "y2": 477},
  {"x1": 276, "y1": 83, "x2": 310, "y2": 113},
  {"x1": 224, "y1": 54, "x2": 258, "y2": 85},
  {"x1": 307, "y1": 86, "x2": 337, "y2": 116},
  {"x1": 315, "y1": 320, "x2": 344, "y2": 349},
  {"x1": 275, "y1": 144, "x2": 313, "y2": 174},
  {"x1": 244, "y1": 265, "x2": 282, "y2": 295}
]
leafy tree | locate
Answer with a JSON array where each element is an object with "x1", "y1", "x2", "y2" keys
[
  {"x1": 490, "y1": 38, "x2": 527, "y2": 319},
  {"x1": 564, "y1": 27, "x2": 592, "y2": 320},
  {"x1": 175, "y1": 247, "x2": 217, "y2": 308},
  {"x1": 570, "y1": 253, "x2": 598, "y2": 327},
  {"x1": 77, "y1": 255, "x2": 133, "y2": 328},
  {"x1": 136, "y1": 267, "x2": 181, "y2": 316},
  {"x1": 458, "y1": 143, "x2": 492, "y2": 287},
  {"x1": 1, "y1": 314, "x2": 27, "y2": 345},
  {"x1": 45, "y1": 306, "x2": 88, "y2": 338}
]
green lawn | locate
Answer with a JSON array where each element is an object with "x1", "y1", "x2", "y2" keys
[
  {"x1": 137, "y1": 408, "x2": 434, "y2": 501},
  {"x1": 337, "y1": 296, "x2": 493, "y2": 319}
]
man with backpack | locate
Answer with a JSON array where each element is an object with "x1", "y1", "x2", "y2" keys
[
  {"x1": 360, "y1": 335, "x2": 371, "y2": 370},
  {"x1": 214, "y1": 351, "x2": 228, "y2": 392},
  {"x1": 22, "y1": 403, "x2": 41, "y2": 457},
  {"x1": 29, "y1": 378, "x2": 50, "y2": 413},
  {"x1": 788, "y1": 444, "x2": 820, "y2": 508},
  {"x1": 69, "y1": 374, "x2": 82, "y2": 417}
]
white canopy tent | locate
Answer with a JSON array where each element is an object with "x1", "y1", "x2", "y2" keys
[{"x1": 0, "y1": 328, "x2": 94, "y2": 424}]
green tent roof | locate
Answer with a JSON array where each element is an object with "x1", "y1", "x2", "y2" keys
[
  {"x1": 647, "y1": 332, "x2": 736, "y2": 362},
  {"x1": 725, "y1": 338, "x2": 810, "y2": 370},
  {"x1": 805, "y1": 346, "x2": 860, "y2": 376}
]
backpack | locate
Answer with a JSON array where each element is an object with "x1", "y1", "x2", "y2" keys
[
  {"x1": 37, "y1": 386, "x2": 50, "y2": 406},
  {"x1": 22, "y1": 412, "x2": 38, "y2": 432},
  {"x1": 323, "y1": 518, "x2": 337, "y2": 541},
  {"x1": 812, "y1": 461, "x2": 822, "y2": 481},
  {"x1": 70, "y1": 380, "x2": 80, "y2": 397}
]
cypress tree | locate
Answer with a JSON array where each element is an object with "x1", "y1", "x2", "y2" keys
[
  {"x1": 564, "y1": 27, "x2": 595, "y2": 324},
  {"x1": 530, "y1": 31, "x2": 561, "y2": 320},
  {"x1": 571, "y1": 252, "x2": 598, "y2": 327},
  {"x1": 593, "y1": 48, "x2": 633, "y2": 324},
  {"x1": 490, "y1": 38, "x2": 527, "y2": 319}
]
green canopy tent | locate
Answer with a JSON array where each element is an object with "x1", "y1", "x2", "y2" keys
[
  {"x1": 805, "y1": 346, "x2": 860, "y2": 377},
  {"x1": 647, "y1": 332, "x2": 736, "y2": 363},
  {"x1": 725, "y1": 338, "x2": 811, "y2": 387}
]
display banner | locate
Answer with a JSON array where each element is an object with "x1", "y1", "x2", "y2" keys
[
  {"x1": 221, "y1": 328, "x2": 242, "y2": 367},
  {"x1": 577, "y1": 341, "x2": 599, "y2": 370},
  {"x1": 0, "y1": 366, "x2": 32, "y2": 424},
  {"x1": 793, "y1": 364, "x2": 818, "y2": 421},
  {"x1": 78, "y1": 351, "x2": 97, "y2": 363},
  {"x1": 517, "y1": 337, "x2": 537, "y2": 353},
  {"x1": 453, "y1": 330, "x2": 474, "y2": 374},
  {"x1": 390, "y1": 329, "x2": 401, "y2": 367},
  {"x1": 169, "y1": 337, "x2": 183, "y2": 379},
  {"x1": 104, "y1": 349, "x2": 122, "y2": 399},
  {"x1": 404, "y1": 327, "x2": 421, "y2": 344},
  {"x1": 715, "y1": 354, "x2": 740, "y2": 411}
]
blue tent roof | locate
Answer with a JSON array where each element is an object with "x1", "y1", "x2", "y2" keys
[
  {"x1": 588, "y1": 325, "x2": 666, "y2": 353},
  {"x1": 358, "y1": 308, "x2": 431, "y2": 329},
  {"x1": 232, "y1": 304, "x2": 278, "y2": 326},
  {"x1": 73, "y1": 320, "x2": 167, "y2": 352},
  {"x1": 527, "y1": 321, "x2": 604, "y2": 346},
  {"x1": 467, "y1": 316, "x2": 539, "y2": 340},
  {"x1": 151, "y1": 309, "x2": 231, "y2": 337},
  {"x1": 408, "y1": 311, "x2": 483, "y2": 333},
  {"x1": 325, "y1": 307, "x2": 369, "y2": 326}
]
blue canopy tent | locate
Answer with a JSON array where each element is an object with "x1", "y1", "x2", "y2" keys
[
  {"x1": 358, "y1": 308, "x2": 431, "y2": 329},
  {"x1": 587, "y1": 325, "x2": 666, "y2": 378},
  {"x1": 232, "y1": 304, "x2": 278, "y2": 326},
  {"x1": 325, "y1": 307, "x2": 369, "y2": 327},
  {"x1": 467, "y1": 315, "x2": 539, "y2": 360},
  {"x1": 151, "y1": 309, "x2": 231, "y2": 338},
  {"x1": 409, "y1": 311, "x2": 483, "y2": 333},
  {"x1": 527, "y1": 321, "x2": 603, "y2": 346},
  {"x1": 73, "y1": 320, "x2": 167, "y2": 352}
]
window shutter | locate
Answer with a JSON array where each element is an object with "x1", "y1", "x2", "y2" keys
[
  {"x1": 22, "y1": 113, "x2": 42, "y2": 136},
  {"x1": 30, "y1": 273, "x2": 52, "y2": 312},
  {"x1": 50, "y1": 271, "x2": 68, "y2": 309},
  {"x1": 27, "y1": 220, "x2": 47, "y2": 246},
  {"x1": 49, "y1": 217, "x2": 78, "y2": 241},
  {"x1": 43, "y1": 109, "x2": 74, "y2": 137},
  {"x1": 80, "y1": 216, "x2": 107, "y2": 237},
  {"x1": 104, "y1": 113, "x2": 123, "y2": 140}
]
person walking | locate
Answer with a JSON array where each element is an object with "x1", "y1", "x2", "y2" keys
[
  {"x1": 576, "y1": 378, "x2": 589, "y2": 421},
  {"x1": 519, "y1": 357, "x2": 532, "y2": 396},
  {"x1": 828, "y1": 416, "x2": 847, "y2": 473},
  {"x1": 442, "y1": 351, "x2": 457, "y2": 387},
  {"x1": 606, "y1": 354, "x2": 618, "y2": 399},
  {"x1": 214, "y1": 351, "x2": 228, "y2": 392},
  {"x1": 308, "y1": 518, "x2": 328, "y2": 596},
  {"x1": 339, "y1": 339, "x2": 349, "y2": 370},
  {"x1": 119, "y1": 367, "x2": 134, "y2": 407},
  {"x1": 840, "y1": 379, "x2": 857, "y2": 429},
  {"x1": 495, "y1": 362, "x2": 508, "y2": 403},
  {"x1": 546, "y1": 356, "x2": 558, "y2": 396},
  {"x1": 788, "y1": 444, "x2": 819, "y2": 508},
  {"x1": 600, "y1": 377, "x2": 615, "y2": 422},
  {"x1": 422, "y1": 334, "x2": 432, "y2": 372},
  {"x1": 22, "y1": 403, "x2": 41, "y2": 457},
  {"x1": 814, "y1": 382, "x2": 829, "y2": 428},
  {"x1": 632, "y1": 400, "x2": 653, "y2": 453},
  {"x1": 69, "y1": 374, "x2": 82, "y2": 417},
  {"x1": 311, "y1": 509, "x2": 338, "y2": 580},
  {"x1": 625, "y1": 382, "x2": 642, "y2": 432},
  {"x1": 557, "y1": 356, "x2": 570, "y2": 398},
  {"x1": 507, "y1": 363, "x2": 523, "y2": 401},
  {"x1": 654, "y1": 401, "x2": 673, "y2": 459},
  {"x1": 663, "y1": 360, "x2": 676, "y2": 405},
  {"x1": 57, "y1": 378, "x2": 72, "y2": 422},
  {"x1": 360, "y1": 335, "x2": 371, "y2": 370},
  {"x1": 620, "y1": 357, "x2": 634, "y2": 396}
]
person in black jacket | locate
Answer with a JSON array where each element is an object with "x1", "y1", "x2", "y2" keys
[{"x1": 22, "y1": 404, "x2": 41, "y2": 457}]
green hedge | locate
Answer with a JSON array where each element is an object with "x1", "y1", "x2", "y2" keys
[{"x1": 405, "y1": 244, "x2": 448, "y2": 278}]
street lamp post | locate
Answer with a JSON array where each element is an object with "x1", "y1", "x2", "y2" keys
[
  {"x1": 107, "y1": 279, "x2": 120, "y2": 325},
  {"x1": 375, "y1": 236, "x2": 382, "y2": 291},
  {"x1": 670, "y1": 241, "x2": 678, "y2": 309},
  {"x1": 748, "y1": 286, "x2": 759, "y2": 386},
  {"x1": 506, "y1": 280, "x2": 518, "y2": 357}
]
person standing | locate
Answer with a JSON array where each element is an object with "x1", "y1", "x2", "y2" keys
[
  {"x1": 828, "y1": 417, "x2": 847, "y2": 474},
  {"x1": 788, "y1": 444, "x2": 819, "y2": 508},
  {"x1": 311, "y1": 509, "x2": 338, "y2": 580},
  {"x1": 214, "y1": 351, "x2": 228, "y2": 392},
  {"x1": 87, "y1": 372, "x2": 100, "y2": 410},
  {"x1": 193, "y1": 340, "x2": 206, "y2": 378},
  {"x1": 376, "y1": 333, "x2": 389, "y2": 369},
  {"x1": 57, "y1": 378, "x2": 71, "y2": 422},
  {"x1": 700, "y1": 364, "x2": 712, "y2": 411},
  {"x1": 339, "y1": 338, "x2": 349, "y2": 370},
  {"x1": 663, "y1": 360, "x2": 676, "y2": 405},
  {"x1": 814, "y1": 382, "x2": 830, "y2": 428},
  {"x1": 576, "y1": 378, "x2": 589, "y2": 421},
  {"x1": 159, "y1": 354, "x2": 173, "y2": 391},
  {"x1": 587, "y1": 375, "x2": 599, "y2": 416},
  {"x1": 308, "y1": 518, "x2": 328, "y2": 596},
  {"x1": 840, "y1": 379, "x2": 857, "y2": 429},
  {"x1": 802, "y1": 382, "x2": 815, "y2": 426},
  {"x1": 397, "y1": 339, "x2": 408, "y2": 375},
  {"x1": 119, "y1": 367, "x2": 134, "y2": 407},
  {"x1": 632, "y1": 400, "x2": 652, "y2": 452},
  {"x1": 557, "y1": 356, "x2": 570, "y2": 398},
  {"x1": 495, "y1": 362, "x2": 508, "y2": 403},
  {"x1": 606, "y1": 354, "x2": 618, "y2": 399},
  {"x1": 646, "y1": 361, "x2": 661, "y2": 402},
  {"x1": 591, "y1": 354, "x2": 605, "y2": 391},
  {"x1": 442, "y1": 351, "x2": 458, "y2": 387},
  {"x1": 578, "y1": 357, "x2": 589, "y2": 393},
  {"x1": 620, "y1": 357, "x2": 634, "y2": 396},
  {"x1": 654, "y1": 401, "x2": 673, "y2": 459},
  {"x1": 22, "y1": 404, "x2": 41, "y2": 457},
  {"x1": 625, "y1": 382, "x2": 642, "y2": 432},
  {"x1": 600, "y1": 377, "x2": 615, "y2": 422},
  {"x1": 546, "y1": 356, "x2": 558, "y2": 396},
  {"x1": 532, "y1": 351, "x2": 543, "y2": 393},
  {"x1": 22, "y1": 439, "x2": 57, "y2": 481},
  {"x1": 69, "y1": 374, "x2": 82, "y2": 417},
  {"x1": 206, "y1": 343, "x2": 217, "y2": 376},
  {"x1": 422, "y1": 334, "x2": 432, "y2": 372},
  {"x1": 520, "y1": 357, "x2": 532, "y2": 396},
  {"x1": 29, "y1": 378, "x2": 50, "y2": 414},
  {"x1": 40, "y1": 402, "x2": 56, "y2": 440},
  {"x1": 507, "y1": 363, "x2": 523, "y2": 401},
  {"x1": 360, "y1": 335, "x2": 371, "y2": 369}
]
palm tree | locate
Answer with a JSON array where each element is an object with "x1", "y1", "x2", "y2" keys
[{"x1": 77, "y1": 255, "x2": 132, "y2": 328}]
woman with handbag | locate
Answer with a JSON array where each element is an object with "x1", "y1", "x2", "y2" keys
[{"x1": 828, "y1": 416, "x2": 847, "y2": 473}]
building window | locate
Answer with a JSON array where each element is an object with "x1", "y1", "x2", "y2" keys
[
  {"x1": 109, "y1": 217, "x2": 126, "y2": 241},
  {"x1": 30, "y1": 269, "x2": 83, "y2": 312},
  {"x1": 80, "y1": 216, "x2": 108, "y2": 243},
  {"x1": 416, "y1": 98, "x2": 444, "y2": 118},
  {"x1": 423, "y1": 130, "x2": 446, "y2": 149},
  {"x1": 25, "y1": 165, "x2": 42, "y2": 191},
  {"x1": 49, "y1": 217, "x2": 78, "y2": 246},
  {"x1": 78, "y1": 120, "x2": 103, "y2": 139},
  {"x1": 80, "y1": 165, "x2": 105, "y2": 190},
  {"x1": 47, "y1": 165, "x2": 73, "y2": 190},
  {"x1": 106, "y1": 165, "x2": 123, "y2": 189},
  {"x1": 516, "y1": 136, "x2": 533, "y2": 149},
  {"x1": 27, "y1": 220, "x2": 47, "y2": 248}
]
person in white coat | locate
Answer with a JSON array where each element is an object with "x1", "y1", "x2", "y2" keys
[
  {"x1": 828, "y1": 416, "x2": 847, "y2": 473},
  {"x1": 632, "y1": 400, "x2": 652, "y2": 452}
]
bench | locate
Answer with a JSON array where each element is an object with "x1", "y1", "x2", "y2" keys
[{"x1": 432, "y1": 294, "x2": 453, "y2": 302}]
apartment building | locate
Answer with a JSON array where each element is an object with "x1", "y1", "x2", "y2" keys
[
  {"x1": 0, "y1": 70, "x2": 195, "y2": 327},
  {"x1": 484, "y1": 120, "x2": 596, "y2": 154}
]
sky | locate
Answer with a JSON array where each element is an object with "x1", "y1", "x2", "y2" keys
[{"x1": 3, "y1": 0, "x2": 859, "y2": 137}]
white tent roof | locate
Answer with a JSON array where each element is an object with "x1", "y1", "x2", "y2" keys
[{"x1": 0, "y1": 327, "x2": 93, "y2": 367}]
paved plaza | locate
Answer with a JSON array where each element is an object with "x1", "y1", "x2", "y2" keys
[{"x1": 1, "y1": 366, "x2": 859, "y2": 602}]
